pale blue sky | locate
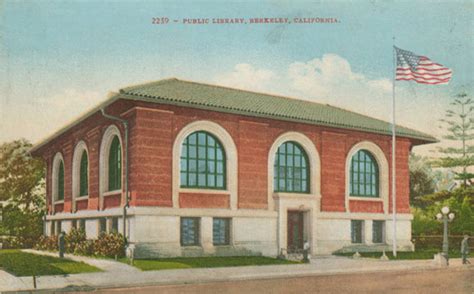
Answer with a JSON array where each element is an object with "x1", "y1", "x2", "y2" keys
[{"x1": 1, "y1": 0, "x2": 473, "y2": 156}]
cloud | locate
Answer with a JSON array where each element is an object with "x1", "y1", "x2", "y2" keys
[
  {"x1": 287, "y1": 54, "x2": 392, "y2": 103},
  {"x1": 211, "y1": 55, "x2": 452, "y2": 158},
  {"x1": 213, "y1": 63, "x2": 276, "y2": 92},
  {"x1": 0, "y1": 89, "x2": 104, "y2": 143}
]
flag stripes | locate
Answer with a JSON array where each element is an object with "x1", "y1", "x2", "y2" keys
[{"x1": 395, "y1": 47, "x2": 452, "y2": 85}]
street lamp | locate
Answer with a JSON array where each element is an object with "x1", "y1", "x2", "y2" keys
[{"x1": 436, "y1": 206, "x2": 455, "y2": 265}]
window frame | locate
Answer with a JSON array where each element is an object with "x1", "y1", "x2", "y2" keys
[
  {"x1": 180, "y1": 217, "x2": 201, "y2": 246},
  {"x1": 273, "y1": 141, "x2": 310, "y2": 193},
  {"x1": 57, "y1": 161, "x2": 65, "y2": 201},
  {"x1": 180, "y1": 131, "x2": 226, "y2": 190},
  {"x1": 79, "y1": 150, "x2": 89, "y2": 197},
  {"x1": 372, "y1": 220, "x2": 385, "y2": 244},
  {"x1": 110, "y1": 217, "x2": 119, "y2": 233},
  {"x1": 213, "y1": 218, "x2": 231, "y2": 246},
  {"x1": 99, "y1": 218, "x2": 107, "y2": 234},
  {"x1": 108, "y1": 136, "x2": 122, "y2": 192},
  {"x1": 79, "y1": 219, "x2": 86, "y2": 232},
  {"x1": 351, "y1": 220, "x2": 364, "y2": 244},
  {"x1": 349, "y1": 150, "x2": 379, "y2": 198}
]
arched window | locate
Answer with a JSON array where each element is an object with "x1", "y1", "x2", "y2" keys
[
  {"x1": 180, "y1": 131, "x2": 226, "y2": 189},
  {"x1": 108, "y1": 136, "x2": 122, "y2": 191},
  {"x1": 350, "y1": 150, "x2": 379, "y2": 197},
  {"x1": 79, "y1": 151, "x2": 88, "y2": 196},
  {"x1": 57, "y1": 161, "x2": 65, "y2": 201},
  {"x1": 273, "y1": 141, "x2": 309, "y2": 193}
]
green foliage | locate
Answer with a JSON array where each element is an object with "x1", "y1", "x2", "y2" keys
[
  {"x1": 73, "y1": 239, "x2": 95, "y2": 256},
  {"x1": 2, "y1": 205, "x2": 44, "y2": 248},
  {"x1": 0, "y1": 250, "x2": 100, "y2": 277},
  {"x1": 412, "y1": 187, "x2": 474, "y2": 236},
  {"x1": 411, "y1": 208, "x2": 439, "y2": 235},
  {"x1": 409, "y1": 153, "x2": 436, "y2": 207},
  {"x1": 435, "y1": 92, "x2": 474, "y2": 186},
  {"x1": 34, "y1": 235, "x2": 59, "y2": 251},
  {"x1": 1, "y1": 237, "x2": 25, "y2": 249},
  {"x1": 93, "y1": 232, "x2": 126, "y2": 258},
  {"x1": 35, "y1": 231, "x2": 126, "y2": 258},
  {"x1": 0, "y1": 139, "x2": 46, "y2": 247},
  {"x1": 0, "y1": 139, "x2": 45, "y2": 207},
  {"x1": 412, "y1": 235, "x2": 466, "y2": 250},
  {"x1": 65, "y1": 228, "x2": 86, "y2": 253}
]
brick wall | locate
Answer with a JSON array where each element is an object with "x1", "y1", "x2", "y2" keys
[{"x1": 36, "y1": 99, "x2": 415, "y2": 215}]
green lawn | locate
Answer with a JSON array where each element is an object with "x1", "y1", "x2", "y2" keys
[
  {"x1": 0, "y1": 250, "x2": 101, "y2": 277},
  {"x1": 120, "y1": 256, "x2": 299, "y2": 271},
  {"x1": 334, "y1": 249, "x2": 474, "y2": 260}
]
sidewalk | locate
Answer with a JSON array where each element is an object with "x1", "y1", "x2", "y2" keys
[{"x1": 0, "y1": 250, "x2": 472, "y2": 292}]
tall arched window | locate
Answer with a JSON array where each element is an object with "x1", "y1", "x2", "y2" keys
[
  {"x1": 57, "y1": 161, "x2": 65, "y2": 201},
  {"x1": 350, "y1": 150, "x2": 379, "y2": 197},
  {"x1": 180, "y1": 131, "x2": 226, "y2": 189},
  {"x1": 108, "y1": 136, "x2": 122, "y2": 191},
  {"x1": 79, "y1": 151, "x2": 88, "y2": 196},
  {"x1": 273, "y1": 141, "x2": 309, "y2": 193}
]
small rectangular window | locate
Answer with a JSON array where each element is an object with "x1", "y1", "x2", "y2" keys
[
  {"x1": 57, "y1": 220, "x2": 62, "y2": 234},
  {"x1": 213, "y1": 218, "x2": 230, "y2": 246},
  {"x1": 372, "y1": 221, "x2": 385, "y2": 243},
  {"x1": 51, "y1": 221, "x2": 56, "y2": 236},
  {"x1": 99, "y1": 218, "x2": 107, "y2": 234},
  {"x1": 351, "y1": 220, "x2": 363, "y2": 244},
  {"x1": 72, "y1": 220, "x2": 77, "y2": 229},
  {"x1": 181, "y1": 217, "x2": 200, "y2": 246},
  {"x1": 79, "y1": 219, "x2": 86, "y2": 231},
  {"x1": 110, "y1": 217, "x2": 119, "y2": 233}
]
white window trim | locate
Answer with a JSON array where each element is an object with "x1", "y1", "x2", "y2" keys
[
  {"x1": 52, "y1": 152, "x2": 65, "y2": 209},
  {"x1": 345, "y1": 141, "x2": 389, "y2": 214},
  {"x1": 172, "y1": 120, "x2": 238, "y2": 210},
  {"x1": 99, "y1": 125, "x2": 123, "y2": 210},
  {"x1": 268, "y1": 132, "x2": 321, "y2": 211},
  {"x1": 72, "y1": 140, "x2": 89, "y2": 212}
]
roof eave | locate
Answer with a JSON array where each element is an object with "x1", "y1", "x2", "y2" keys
[
  {"x1": 29, "y1": 93, "x2": 121, "y2": 155},
  {"x1": 117, "y1": 93, "x2": 438, "y2": 144}
]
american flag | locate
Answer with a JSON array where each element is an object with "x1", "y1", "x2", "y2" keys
[{"x1": 395, "y1": 46, "x2": 452, "y2": 85}]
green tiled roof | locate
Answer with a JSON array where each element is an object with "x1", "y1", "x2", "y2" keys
[
  {"x1": 30, "y1": 78, "x2": 437, "y2": 154},
  {"x1": 119, "y1": 78, "x2": 436, "y2": 143}
]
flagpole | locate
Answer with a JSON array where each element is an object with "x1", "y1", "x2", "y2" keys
[{"x1": 392, "y1": 38, "x2": 397, "y2": 257}]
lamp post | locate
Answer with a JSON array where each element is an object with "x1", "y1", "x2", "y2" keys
[{"x1": 436, "y1": 206, "x2": 455, "y2": 265}]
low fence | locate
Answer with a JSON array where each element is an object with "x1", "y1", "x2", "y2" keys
[{"x1": 412, "y1": 235, "x2": 470, "y2": 251}]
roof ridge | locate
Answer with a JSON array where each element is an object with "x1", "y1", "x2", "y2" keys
[
  {"x1": 166, "y1": 78, "x2": 332, "y2": 107},
  {"x1": 163, "y1": 78, "x2": 427, "y2": 136},
  {"x1": 120, "y1": 77, "x2": 178, "y2": 93}
]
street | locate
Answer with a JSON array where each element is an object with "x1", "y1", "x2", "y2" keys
[{"x1": 89, "y1": 267, "x2": 474, "y2": 294}]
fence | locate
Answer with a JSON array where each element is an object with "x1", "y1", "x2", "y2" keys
[{"x1": 412, "y1": 235, "x2": 470, "y2": 251}]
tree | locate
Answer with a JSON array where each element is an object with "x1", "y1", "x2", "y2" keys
[
  {"x1": 436, "y1": 92, "x2": 474, "y2": 186},
  {"x1": 409, "y1": 153, "x2": 436, "y2": 207},
  {"x1": 0, "y1": 139, "x2": 45, "y2": 207},
  {"x1": 0, "y1": 139, "x2": 45, "y2": 247}
]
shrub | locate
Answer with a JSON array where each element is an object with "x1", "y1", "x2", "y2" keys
[
  {"x1": 413, "y1": 235, "x2": 466, "y2": 250},
  {"x1": 93, "y1": 232, "x2": 126, "y2": 258},
  {"x1": 74, "y1": 239, "x2": 95, "y2": 256},
  {"x1": 34, "y1": 235, "x2": 58, "y2": 251},
  {"x1": 65, "y1": 228, "x2": 86, "y2": 253},
  {"x1": 1, "y1": 236, "x2": 24, "y2": 249}
]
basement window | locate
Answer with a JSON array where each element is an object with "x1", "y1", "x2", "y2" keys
[{"x1": 351, "y1": 220, "x2": 364, "y2": 244}]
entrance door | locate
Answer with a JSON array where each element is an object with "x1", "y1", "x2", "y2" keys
[{"x1": 287, "y1": 211, "x2": 304, "y2": 253}]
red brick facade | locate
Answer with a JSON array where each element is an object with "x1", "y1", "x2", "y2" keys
[{"x1": 35, "y1": 99, "x2": 415, "y2": 215}]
